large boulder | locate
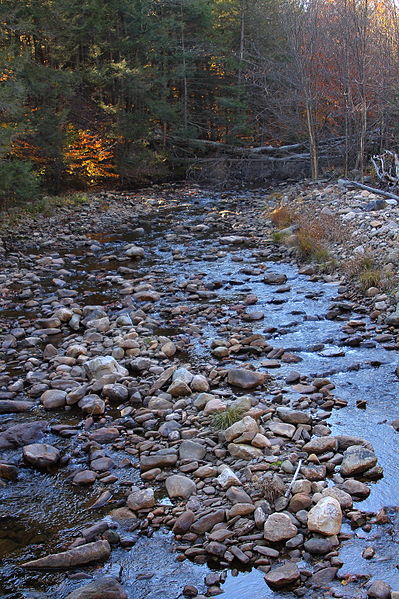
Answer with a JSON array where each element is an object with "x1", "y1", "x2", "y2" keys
[
  {"x1": 165, "y1": 475, "x2": 196, "y2": 498},
  {"x1": 263, "y1": 513, "x2": 297, "y2": 542},
  {"x1": 224, "y1": 416, "x2": 258, "y2": 443},
  {"x1": 340, "y1": 445, "x2": 377, "y2": 477},
  {"x1": 227, "y1": 369, "x2": 267, "y2": 390},
  {"x1": 22, "y1": 540, "x2": 111, "y2": 568},
  {"x1": 84, "y1": 356, "x2": 128, "y2": 381},
  {"x1": 127, "y1": 488, "x2": 155, "y2": 511},
  {"x1": 40, "y1": 389, "x2": 67, "y2": 409},
  {"x1": 23, "y1": 443, "x2": 60, "y2": 468},
  {"x1": 179, "y1": 440, "x2": 206, "y2": 461},
  {"x1": 308, "y1": 497, "x2": 342, "y2": 536},
  {"x1": 65, "y1": 577, "x2": 128, "y2": 599}
]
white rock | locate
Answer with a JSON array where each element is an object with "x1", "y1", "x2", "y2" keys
[
  {"x1": 217, "y1": 466, "x2": 241, "y2": 489},
  {"x1": 308, "y1": 496, "x2": 342, "y2": 536}
]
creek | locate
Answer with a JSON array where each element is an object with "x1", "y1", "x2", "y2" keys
[{"x1": 0, "y1": 187, "x2": 398, "y2": 598}]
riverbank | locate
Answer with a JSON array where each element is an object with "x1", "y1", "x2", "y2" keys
[{"x1": 1, "y1": 183, "x2": 399, "y2": 599}]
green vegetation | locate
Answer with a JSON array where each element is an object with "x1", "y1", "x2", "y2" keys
[
  {"x1": 211, "y1": 406, "x2": 245, "y2": 431},
  {"x1": 346, "y1": 253, "x2": 396, "y2": 293}
]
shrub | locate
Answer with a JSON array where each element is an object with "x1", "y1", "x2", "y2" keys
[
  {"x1": 271, "y1": 230, "x2": 290, "y2": 244},
  {"x1": 269, "y1": 205, "x2": 296, "y2": 229},
  {"x1": 211, "y1": 406, "x2": 245, "y2": 430},
  {"x1": 294, "y1": 229, "x2": 331, "y2": 263},
  {"x1": 346, "y1": 253, "x2": 395, "y2": 292}
]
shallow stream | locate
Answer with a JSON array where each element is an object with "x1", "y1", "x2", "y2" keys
[{"x1": 1, "y1": 188, "x2": 399, "y2": 598}]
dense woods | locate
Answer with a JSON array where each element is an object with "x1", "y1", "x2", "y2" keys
[{"x1": 1, "y1": 0, "x2": 399, "y2": 199}]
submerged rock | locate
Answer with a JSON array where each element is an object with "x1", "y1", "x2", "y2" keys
[
  {"x1": 0, "y1": 422, "x2": 49, "y2": 449},
  {"x1": 23, "y1": 443, "x2": 60, "y2": 468},
  {"x1": 340, "y1": 445, "x2": 377, "y2": 477},
  {"x1": 65, "y1": 577, "x2": 128, "y2": 599}
]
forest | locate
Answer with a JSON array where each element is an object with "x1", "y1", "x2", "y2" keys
[{"x1": 1, "y1": 0, "x2": 399, "y2": 200}]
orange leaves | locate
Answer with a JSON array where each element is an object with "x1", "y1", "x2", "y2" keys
[{"x1": 64, "y1": 125, "x2": 118, "y2": 184}]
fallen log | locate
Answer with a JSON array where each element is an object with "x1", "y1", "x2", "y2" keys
[{"x1": 338, "y1": 179, "x2": 399, "y2": 202}]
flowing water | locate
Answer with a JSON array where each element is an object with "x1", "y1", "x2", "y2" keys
[{"x1": 1, "y1": 188, "x2": 399, "y2": 598}]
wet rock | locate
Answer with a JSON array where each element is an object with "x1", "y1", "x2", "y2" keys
[
  {"x1": 73, "y1": 470, "x2": 97, "y2": 485},
  {"x1": 65, "y1": 576, "x2": 128, "y2": 599},
  {"x1": 310, "y1": 567, "x2": 338, "y2": 585},
  {"x1": 263, "y1": 273, "x2": 288, "y2": 285},
  {"x1": 224, "y1": 416, "x2": 258, "y2": 443},
  {"x1": 227, "y1": 369, "x2": 267, "y2": 390},
  {"x1": 23, "y1": 443, "x2": 60, "y2": 468},
  {"x1": 263, "y1": 513, "x2": 297, "y2": 542},
  {"x1": 84, "y1": 356, "x2": 128, "y2": 381},
  {"x1": 264, "y1": 561, "x2": 300, "y2": 589},
  {"x1": 367, "y1": 580, "x2": 392, "y2": 599},
  {"x1": 183, "y1": 585, "x2": 198, "y2": 597},
  {"x1": 308, "y1": 497, "x2": 342, "y2": 536},
  {"x1": 0, "y1": 463, "x2": 18, "y2": 481},
  {"x1": 338, "y1": 478, "x2": 370, "y2": 499},
  {"x1": 127, "y1": 488, "x2": 155, "y2": 511},
  {"x1": 125, "y1": 245, "x2": 144, "y2": 258},
  {"x1": 0, "y1": 400, "x2": 35, "y2": 414},
  {"x1": 173, "y1": 510, "x2": 195, "y2": 534},
  {"x1": 340, "y1": 445, "x2": 377, "y2": 477},
  {"x1": 22, "y1": 540, "x2": 111, "y2": 568},
  {"x1": 166, "y1": 475, "x2": 196, "y2": 498},
  {"x1": 304, "y1": 536, "x2": 335, "y2": 555},
  {"x1": 0, "y1": 421, "x2": 49, "y2": 449}
]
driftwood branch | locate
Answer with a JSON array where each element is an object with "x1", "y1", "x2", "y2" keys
[
  {"x1": 371, "y1": 150, "x2": 399, "y2": 186},
  {"x1": 284, "y1": 459, "x2": 303, "y2": 498},
  {"x1": 338, "y1": 179, "x2": 399, "y2": 201}
]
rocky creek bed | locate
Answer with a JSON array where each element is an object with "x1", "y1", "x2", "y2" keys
[{"x1": 1, "y1": 183, "x2": 399, "y2": 599}]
